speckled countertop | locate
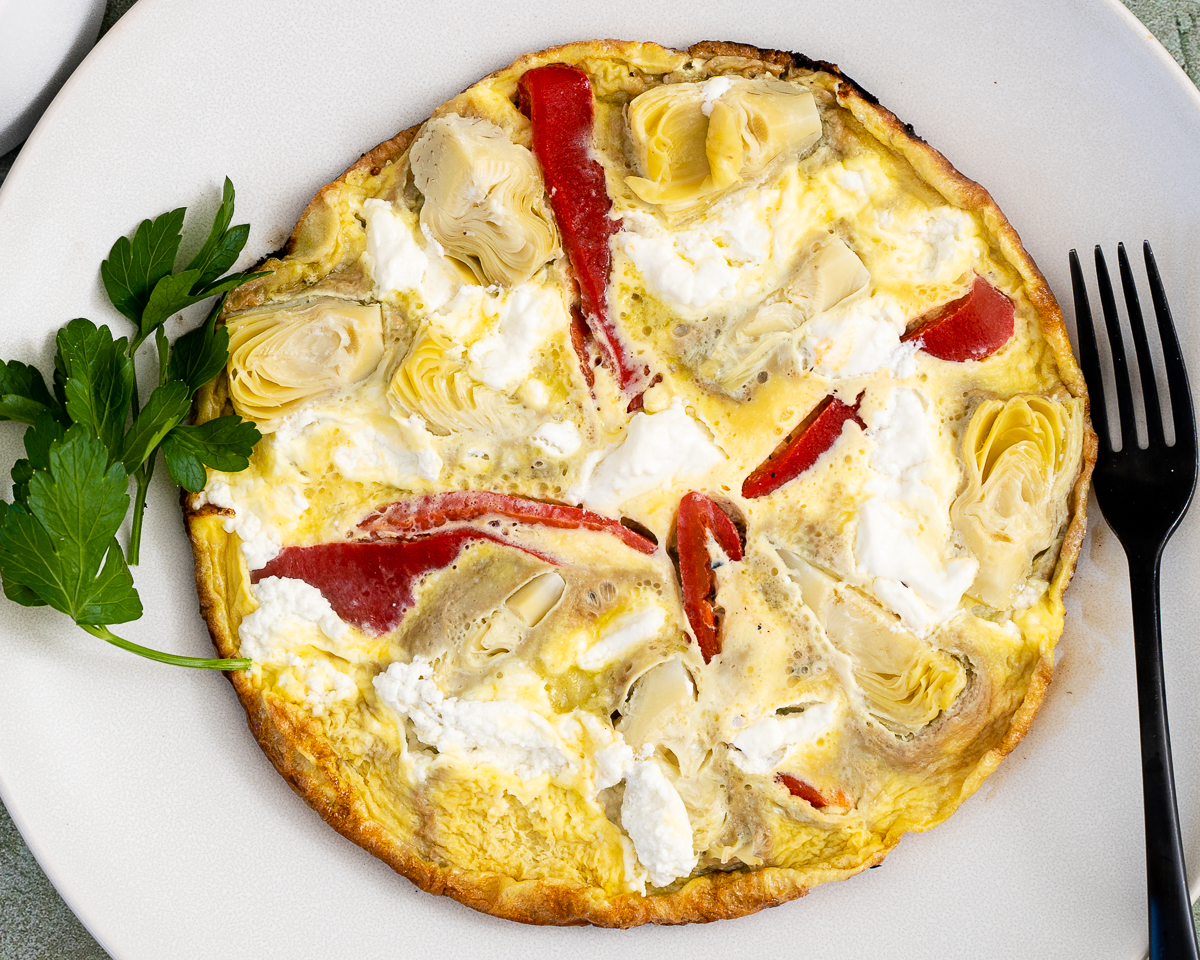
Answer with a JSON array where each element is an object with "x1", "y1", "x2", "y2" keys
[{"x1": 1, "y1": 1, "x2": 1199, "y2": 957}]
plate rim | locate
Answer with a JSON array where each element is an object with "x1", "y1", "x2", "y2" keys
[{"x1": 0, "y1": 0, "x2": 1197, "y2": 956}]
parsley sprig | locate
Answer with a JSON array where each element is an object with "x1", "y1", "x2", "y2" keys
[{"x1": 0, "y1": 179, "x2": 264, "y2": 670}]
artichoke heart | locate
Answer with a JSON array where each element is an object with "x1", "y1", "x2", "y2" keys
[
  {"x1": 952, "y1": 396, "x2": 1085, "y2": 608},
  {"x1": 626, "y1": 77, "x2": 821, "y2": 216},
  {"x1": 780, "y1": 550, "x2": 965, "y2": 734},
  {"x1": 506, "y1": 572, "x2": 566, "y2": 628},
  {"x1": 410, "y1": 114, "x2": 559, "y2": 287},
  {"x1": 225, "y1": 298, "x2": 384, "y2": 426},
  {"x1": 619, "y1": 656, "x2": 694, "y2": 750},
  {"x1": 388, "y1": 323, "x2": 532, "y2": 436},
  {"x1": 703, "y1": 235, "x2": 869, "y2": 392},
  {"x1": 784, "y1": 234, "x2": 870, "y2": 316}
]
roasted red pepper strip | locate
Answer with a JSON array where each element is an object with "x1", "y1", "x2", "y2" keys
[
  {"x1": 777, "y1": 774, "x2": 850, "y2": 809},
  {"x1": 741, "y1": 394, "x2": 866, "y2": 499},
  {"x1": 518, "y1": 63, "x2": 645, "y2": 391},
  {"x1": 901, "y1": 274, "x2": 1015, "y2": 361},
  {"x1": 569, "y1": 305, "x2": 598, "y2": 391},
  {"x1": 676, "y1": 492, "x2": 743, "y2": 663},
  {"x1": 253, "y1": 530, "x2": 514, "y2": 635},
  {"x1": 257, "y1": 491, "x2": 655, "y2": 636},
  {"x1": 358, "y1": 490, "x2": 657, "y2": 556}
]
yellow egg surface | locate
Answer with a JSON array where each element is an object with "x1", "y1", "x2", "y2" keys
[{"x1": 185, "y1": 39, "x2": 1095, "y2": 926}]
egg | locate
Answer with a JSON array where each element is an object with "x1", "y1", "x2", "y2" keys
[{"x1": 185, "y1": 39, "x2": 1093, "y2": 927}]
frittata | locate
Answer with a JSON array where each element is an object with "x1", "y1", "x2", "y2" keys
[{"x1": 185, "y1": 39, "x2": 1095, "y2": 926}]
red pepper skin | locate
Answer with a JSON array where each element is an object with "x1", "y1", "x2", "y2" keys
[
  {"x1": 676, "y1": 492, "x2": 743, "y2": 663},
  {"x1": 358, "y1": 490, "x2": 657, "y2": 555},
  {"x1": 255, "y1": 491, "x2": 656, "y2": 636},
  {"x1": 625, "y1": 373, "x2": 663, "y2": 414},
  {"x1": 569, "y1": 305, "x2": 597, "y2": 391},
  {"x1": 252, "y1": 530, "x2": 509, "y2": 635},
  {"x1": 518, "y1": 64, "x2": 645, "y2": 391},
  {"x1": 741, "y1": 394, "x2": 866, "y2": 499},
  {"x1": 901, "y1": 275, "x2": 1015, "y2": 361},
  {"x1": 777, "y1": 774, "x2": 850, "y2": 809}
]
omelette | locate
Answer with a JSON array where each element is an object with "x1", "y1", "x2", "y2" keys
[{"x1": 185, "y1": 40, "x2": 1095, "y2": 925}]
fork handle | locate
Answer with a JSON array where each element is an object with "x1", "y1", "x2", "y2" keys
[{"x1": 1129, "y1": 546, "x2": 1199, "y2": 960}]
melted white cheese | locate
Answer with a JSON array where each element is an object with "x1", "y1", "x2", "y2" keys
[
  {"x1": 362, "y1": 198, "x2": 458, "y2": 309},
  {"x1": 239, "y1": 576, "x2": 350, "y2": 662},
  {"x1": 1013, "y1": 577, "x2": 1050, "y2": 611},
  {"x1": 521, "y1": 379, "x2": 550, "y2": 411},
  {"x1": 204, "y1": 479, "x2": 283, "y2": 570},
  {"x1": 270, "y1": 405, "x2": 323, "y2": 462},
  {"x1": 621, "y1": 759, "x2": 697, "y2": 887},
  {"x1": 278, "y1": 655, "x2": 358, "y2": 717},
  {"x1": 363, "y1": 199, "x2": 424, "y2": 292},
  {"x1": 574, "y1": 712, "x2": 637, "y2": 792},
  {"x1": 855, "y1": 387, "x2": 977, "y2": 635},
  {"x1": 828, "y1": 164, "x2": 884, "y2": 199},
  {"x1": 729, "y1": 703, "x2": 836, "y2": 775},
  {"x1": 426, "y1": 283, "x2": 490, "y2": 341},
  {"x1": 867, "y1": 386, "x2": 939, "y2": 505},
  {"x1": 466, "y1": 283, "x2": 569, "y2": 392},
  {"x1": 617, "y1": 190, "x2": 775, "y2": 312},
  {"x1": 270, "y1": 388, "x2": 444, "y2": 487},
  {"x1": 331, "y1": 414, "x2": 442, "y2": 484},
  {"x1": 869, "y1": 205, "x2": 983, "y2": 287},
  {"x1": 572, "y1": 400, "x2": 724, "y2": 514},
  {"x1": 800, "y1": 292, "x2": 908, "y2": 379},
  {"x1": 888, "y1": 339, "x2": 921, "y2": 379},
  {"x1": 373, "y1": 657, "x2": 574, "y2": 780},
  {"x1": 574, "y1": 714, "x2": 695, "y2": 887},
  {"x1": 811, "y1": 159, "x2": 889, "y2": 222},
  {"x1": 531, "y1": 420, "x2": 582, "y2": 458},
  {"x1": 699, "y1": 76, "x2": 735, "y2": 116},
  {"x1": 593, "y1": 737, "x2": 636, "y2": 791}
]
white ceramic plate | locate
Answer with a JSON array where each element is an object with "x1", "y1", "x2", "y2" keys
[
  {"x1": 0, "y1": 0, "x2": 1197, "y2": 956},
  {"x1": 0, "y1": 0, "x2": 106, "y2": 155}
]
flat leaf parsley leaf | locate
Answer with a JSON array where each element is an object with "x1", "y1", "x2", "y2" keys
[
  {"x1": 98, "y1": 178, "x2": 265, "y2": 566},
  {"x1": 102, "y1": 177, "x2": 267, "y2": 350},
  {"x1": 55, "y1": 319, "x2": 135, "y2": 461},
  {"x1": 0, "y1": 361, "x2": 67, "y2": 426},
  {"x1": 162, "y1": 416, "x2": 260, "y2": 492},
  {"x1": 167, "y1": 298, "x2": 231, "y2": 392},
  {"x1": 120, "y1": 380, "x2": 191, "y2": 472},
  {"x1": 100, "y1": 207, "x2": 186, "y2": 326},
  {"x1": 0, "y1": 429, "x2": 140, "y2": 624},
  {"x1": 0, "y1": 179, "x2": 266, "y2": 670}
]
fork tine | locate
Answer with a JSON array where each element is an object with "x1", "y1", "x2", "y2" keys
[
  {"x1": 1143, "y1": 242, "x2": 1197, "y2": 456},
  {"x1": 1117, "y1": 243, "x2": 1164, "y2": 447},
  {"x1": 1070, "y1": 249, "x2": 1111, "y2": 452},
  {"x1": 1095, "y1": 246, "x2": 1139, "y2": 450}
]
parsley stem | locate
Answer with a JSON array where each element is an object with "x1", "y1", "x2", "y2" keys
[
  {"x1": 126, "y1": 464, "x2": 153, "y2": 565},
  {"x1": 81, "y1": 624, "x2": 250, "y2": 670}
]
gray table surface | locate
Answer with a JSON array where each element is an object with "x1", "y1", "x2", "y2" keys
[{"x1": 2, "y1": 0, "x2": 1200, "y2": 956}]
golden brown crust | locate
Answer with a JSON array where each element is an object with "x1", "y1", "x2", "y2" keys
[
  {"x1": 185, "y1": 39, "x2": 1092, "y2": 927},
  {"x1": 224, "y1": 123, "x2": 422, "y2": 315}
]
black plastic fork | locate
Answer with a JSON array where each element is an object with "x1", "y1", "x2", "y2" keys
[{"x1": 1070, "y1": 243, "x2": 1199, "y2": 960}]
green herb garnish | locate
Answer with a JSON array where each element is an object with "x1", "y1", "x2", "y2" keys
[{"x1": 0, "y1": 179, "x2": 265, "y2": 670}]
